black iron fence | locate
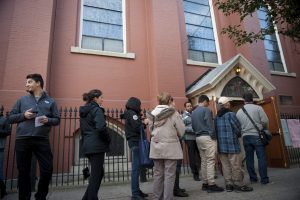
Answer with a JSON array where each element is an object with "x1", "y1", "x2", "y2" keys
[
  {"x1": 1, "y1": 105, "x2": 300, "y2": 192},
  {"x1": 0, "y1": 106, "x2": 192, "y2": 192}
]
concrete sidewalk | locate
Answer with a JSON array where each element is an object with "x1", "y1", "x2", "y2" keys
[{"x1": 4, "y1": 165, "x2": 300, "y2": 200}]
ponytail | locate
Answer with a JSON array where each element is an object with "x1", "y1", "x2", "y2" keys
[{"x1": 82, "y1": 89, "x2": 102, "y2": 103}]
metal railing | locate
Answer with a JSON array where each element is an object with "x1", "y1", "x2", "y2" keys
[
  {"x1": 2, "y1": 105, "x2": 299, "y2": 192},
  {"x1": 0, "y1": 106, "x2": 192, "y2": 192}
]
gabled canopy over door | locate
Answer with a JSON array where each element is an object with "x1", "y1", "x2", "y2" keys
[{"x1": 259, "y1": 97, "x2": 289, "y2": 168}]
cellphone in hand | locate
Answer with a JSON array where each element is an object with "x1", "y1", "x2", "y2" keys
[{"x1": 31, "y1": 109, "x2": 38, "y2": 114}]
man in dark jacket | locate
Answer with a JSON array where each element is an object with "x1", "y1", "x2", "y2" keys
[
  {"x1": 0, "y1": 109, "x2": 11, "y2": 198},
  {"x1": 8, "y1": 74, "x2": 60, "y2": 200},
  {"x1": 122, "y1": 97, "x2": 148, "y2": 200}
]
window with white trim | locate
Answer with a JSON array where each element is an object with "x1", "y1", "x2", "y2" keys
[
  {"x1": 183, "y1": 0, "x2": 218, "y2": 63},
  {"x1": 257, "y1": 8, "x2": 285, "y2": 72},
  {"x1": 81, "y1": 0, "x2": 124, "y2": 53}
]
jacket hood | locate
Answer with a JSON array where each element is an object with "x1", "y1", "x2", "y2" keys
[
  {"x1": 125, "y1": 97, "x2": 141, "y2": 113},
  {"x1": 146, "y1": 105, "x2": 176, "y2": 128},
  {"x1": 217, "y1": 107, "x2": 231, "y2": 117},
  {"x1": 79, "y1": 102, "x2": 98, "y2": 118}
]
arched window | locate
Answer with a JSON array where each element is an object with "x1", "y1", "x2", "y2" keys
[{"x1": 221, "y1": 77, "x2": 259, "y2": 98}]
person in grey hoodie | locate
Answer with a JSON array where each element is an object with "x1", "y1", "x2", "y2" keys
[
  {"x1": 147, "y1": 92, "x2": 185, "y2": 200},
  {"x1": 80, "y1": 89, "x2": 110, "y2": 200},
  {"x1": 8, "y1": 73, "x2": 60, "y2": 200}
]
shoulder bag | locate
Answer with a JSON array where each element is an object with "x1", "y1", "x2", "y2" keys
[
  {"x1": 241, "y1": 107, "x2": 272, "y2": 146},
  {"x1": 139, "y1": 127, "x2": 154, "y2": 168}
]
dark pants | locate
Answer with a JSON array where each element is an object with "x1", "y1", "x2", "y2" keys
[
  {"x1": 185, "y1": 140, "x2": 200, "y2": 176},
  {"x1": 174, "y1": 160, "x2": 182, "y2": 191},
  {"x1": 15, "y1": 138, "x2": 53, "y2": 200},
  {"x1": 0, "y1": 150, "x2": 4, "y2": 181},
  {"x1": 243, "y1": 135, "x2": 269, "y2": 184},
  {"x1": 82, "y1": 153, "x2": 105, "y2": 200}
]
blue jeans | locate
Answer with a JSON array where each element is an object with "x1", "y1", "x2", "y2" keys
[
  {"x1": 243, "y1": 135, "x2": 269, "y2": 184},
  {"x1": 130, "y1": 146, "x2": 141, "y2": 197}
]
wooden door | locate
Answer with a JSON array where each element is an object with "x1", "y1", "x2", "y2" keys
[{"x1": 258, "y1": 97, "x2": 289, "y2": 168}]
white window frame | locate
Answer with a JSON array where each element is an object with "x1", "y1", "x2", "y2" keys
[
  {"x1": 267, "y1": 5, "x2": 287, "y2": 73},
  {"x1": 208, "y1": 0, "x2": 222, "y2": 64},
  {"x1": 186, "y1": 0, "x2": 222, "y2": 66},
  {"x1": 273, "y1": 26, "x2": 288, "y2": 73},
  {"x1": 257, "y1": 7, "x2": 288, "y2": 73},
  {"x1": 73, "y1": 0, "x2": 135, "y2": 59}
]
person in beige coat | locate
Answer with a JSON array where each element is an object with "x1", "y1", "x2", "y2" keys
[{"x1": 146, "y1": 92, "x2": 185, "y2": 200}]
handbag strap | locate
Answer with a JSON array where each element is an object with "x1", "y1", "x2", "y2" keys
[{"x1": 241, "y1": 106, "x2": 261, "y2": 133}]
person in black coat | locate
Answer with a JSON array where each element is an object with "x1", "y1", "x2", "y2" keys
[
  {"x1": 122, "y1": 97, "x2": 148, "y2": 200},
  {"x1": 8, "y1": 74, "x2": 60, "y2": 200},
  {"x1": 80, "y1": 89, "x2": 110, "y2": 200}
]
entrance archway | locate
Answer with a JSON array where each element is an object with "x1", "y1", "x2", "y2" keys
[{"x1": 186, "y1": 54, "x2": 276, "y2": 103}]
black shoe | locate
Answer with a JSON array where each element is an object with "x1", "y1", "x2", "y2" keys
[
  {"x1": 202, "y1": 183, "x2": 208, "y2": 191},
  {"x1": 0, "y1": 190, "x2": 7, "y2": 198},
  {"x1": 0, "y1": 181, "x2": 7, "y2": 198},
  {"x1": 175, "y1": 187, "x2": 186, "y2": 192},
  {"x1": 250, "y1": 178, "x2": 258, "y2": 184},
  {"x1": 225, "y1": 184, "x2": 233, "y2": 192},
  {"x1": 260, "y1": 178, "x2": 270, "y2": 185},
  {"x1": 193, "y1": 174, "x2": 201, "y2": 181},
  {"x1": 139, "y1": 190, "x2": 148, "y2": 197},
  {"x1": 207, "y1": 184, "x2": 224, "y2": 193},
  {"x1": 261, "y1": 180, "x2": 269, "y2": 185},
  {"x1": 131, "y1": 195, "x2": 146, "y2": 200},
  {"x1": 233, "y1": 185, "x2": 253, "y2": 192},
  {"x1": 174, "y1": 190, "x2": 189, "y2": 197},
  {"x1": 140, "y1": 176, "x2": 148, "y2": 182},
  {"x1": 82, "y1": 167, "x2": 90, "y2": 180},
  {"x1": 140, "y1": 170, "x2": 148, "y2": 182}
]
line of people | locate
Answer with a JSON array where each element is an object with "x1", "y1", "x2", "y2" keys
[
  {"x1": 0, "y1": 73, "x2": 269, "y2": 200},
  {"x1": 124, "y1": 92, "x2": 269, "y2": 200}
]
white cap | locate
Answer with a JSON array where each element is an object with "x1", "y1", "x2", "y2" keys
[{"x1": 218, "y1": 97, "x2": 230, "y2": 105}]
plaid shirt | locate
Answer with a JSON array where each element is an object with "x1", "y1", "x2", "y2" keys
[{"x1": 215, "y1": 111, "x2": 241, "y2": 153}]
